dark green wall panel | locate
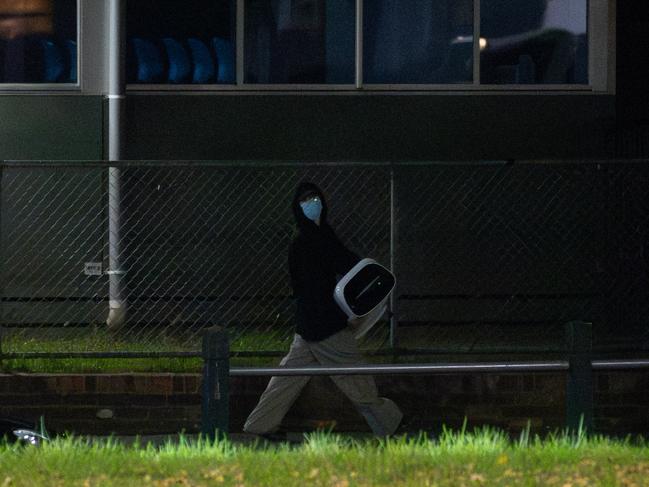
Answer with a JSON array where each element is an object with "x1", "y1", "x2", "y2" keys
[
  {"x1": 0, "y1": 96, "x2": 102, "y2": 160},
  {"x1": 126, "y1": 94, "x2": 616, "y2": 161},
  {"x1": 0, "y1": 94, "x2": 616, "y2": 161}
]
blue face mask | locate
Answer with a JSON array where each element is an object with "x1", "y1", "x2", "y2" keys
[{"x1": 300, "y1": 197, "x2": 322, "y2": 222}]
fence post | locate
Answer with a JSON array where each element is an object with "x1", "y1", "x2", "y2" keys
[
  {"x1": 201, "y1": 326, "x2": 230, "y2": 440},
  {"x1": 565, "y1": 320, "x2": 593, "y2": 433}
]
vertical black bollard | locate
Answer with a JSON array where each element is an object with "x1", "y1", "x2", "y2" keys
[
  {"x1": 201, "y1": 326, "x2": 230, "y2": 440},
  {"x1": 565, "y1": 320, "x2": 593, "y2": 434}
]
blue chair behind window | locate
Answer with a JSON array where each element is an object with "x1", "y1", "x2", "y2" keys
[
  {"x1": 162, "y1": 38, "x2": 191, "y2": 83},
  {"x1": 212, "y1": 37, "x2": 235, "y2": 83},
  {"x1": 65, "y1": 39, "x2": 77, "y2": 83},
  {"x1": 187, "y1": 38, "x2": 215, "y2": 83},
  {"x1": 132, "y1": 38, "x2": 164, "y2": 83},
  {"x1": 41, "y1": 39, "x2": 65, "y2": 82}
]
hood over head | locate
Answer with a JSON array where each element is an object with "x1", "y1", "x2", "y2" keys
[{"x1": 292, "y1": 181, "x2": 328, "y2": 235}]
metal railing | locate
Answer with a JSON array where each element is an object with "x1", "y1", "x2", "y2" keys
[
  {"x1": 1, "y1": 160, "x2": 649, "y2": 363},
  {"x1": 199, "y1": 323, "x2": 649, "y2": 438}
]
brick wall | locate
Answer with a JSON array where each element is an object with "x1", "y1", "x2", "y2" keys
[
  {"x1": 0, "y1": 373, "x2": 201, "y2": 434},
  {"x1": 0, "y1": 371, "x2": 647, "y2": 436}
]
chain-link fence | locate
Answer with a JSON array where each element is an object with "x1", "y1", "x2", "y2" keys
[{"x1": 1, "y1": 161, "x2": 648, "y2": 362}]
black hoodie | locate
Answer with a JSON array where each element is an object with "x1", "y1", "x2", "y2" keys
[{"x1": 289, "y1": 182, "x2": 360, "y2": 342}]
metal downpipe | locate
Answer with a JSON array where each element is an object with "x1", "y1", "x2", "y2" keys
[{"x1": 106, "y1": 0, "x2": 127, "y2": 330}]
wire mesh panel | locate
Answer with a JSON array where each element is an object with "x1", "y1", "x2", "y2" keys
[
  {"x1": 0, "y1": 166, "x2": 107, "y2": 347},
  {"x1": 114, "y1": 163, "x2": 391, "y2": 351},
  {"x1": 1, "y1": 161, "x2": 648, "y2": 360},
  {"x1": 601, "y1": 163, "x2": 649, "y2": 348},
  {"x1": 0, "y1": 162, "x2": 391, "y2": 355},
  {"x1": 393, "y1": 162, "x2": 648, "y2": 353}
]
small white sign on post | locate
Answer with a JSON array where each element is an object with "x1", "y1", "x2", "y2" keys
[{"x1": 84, "y1": 262, "x2": 103, "y2": 276}]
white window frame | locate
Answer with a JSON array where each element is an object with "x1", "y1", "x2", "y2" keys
[
  {"x1": 122, "y1": 0, "x2": 614, "y2": 94},
  {"x1": 0, "y1": 0, "x2": 82, "y2": 92}
]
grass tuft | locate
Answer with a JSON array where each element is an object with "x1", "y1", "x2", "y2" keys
[{"x1": 1, "y1": 426, "x2": 649, "y2": 486}]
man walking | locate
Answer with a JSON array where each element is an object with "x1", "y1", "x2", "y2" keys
[{"x1": 243, "y1": 181, "x2": 402, "y2": 438}]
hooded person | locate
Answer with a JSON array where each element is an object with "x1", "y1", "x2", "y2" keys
[
  {"x1": 289, "y1": 182, "x2": 360, "y2": 341},
  {"x1": 243, "y1": 182, "x2": 403, "y2": 439}
]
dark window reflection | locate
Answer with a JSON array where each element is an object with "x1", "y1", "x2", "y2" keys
[
  {"x1": 126, "y1": 0, "x2": 235, "y2": 84},
  {"x1": 363, "y1": 0, "x2": 474, "y2": 84},
  {"x1": 245, "y1": 0, "x2": 355, "y2": 84},
  {"x1": 0, "y1": 0, "x2": 77, "y2": 83},
  {"x1": 480, "y1": 0, "x2": 588, "y2": 84}
]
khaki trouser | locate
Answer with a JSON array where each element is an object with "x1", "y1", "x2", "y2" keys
[{"x1": 243, "y1": 328, "x2": 403, "y2": 436}]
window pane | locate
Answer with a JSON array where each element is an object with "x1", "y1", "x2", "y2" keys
[
  {"x1": 480, "y1": 0, "x2": 588, "y2": 84},
  {"x1": 244, "y1": 0, "x2": 355, "y2": 84},
  {"x1": 127, "y1": 0, "x2": 235, "y2": 84},
  {"x1": 0, "y1": 0, "x2": 77, "y2": 83},
  {"x1": 363, "y1": 0, "x2": 474, "y2": 84}
]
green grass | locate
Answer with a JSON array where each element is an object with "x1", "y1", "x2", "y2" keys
[
  {"x1": 0, "y1": 328, "x2": 291, "y2": 373},
  {"x1": 0, "y1": 356, "x2": 208, "y2": 374},
  {"x1": 1, "y1": 427, "x2": 648, "y2": 486},
  {"x1": 0, "y1": 325, "x2": 395, "y2": 373}
]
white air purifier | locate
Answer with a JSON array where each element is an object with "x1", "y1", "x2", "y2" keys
[{"x1": 334, "y1": 258, "x2": 396, "y2": 339}]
